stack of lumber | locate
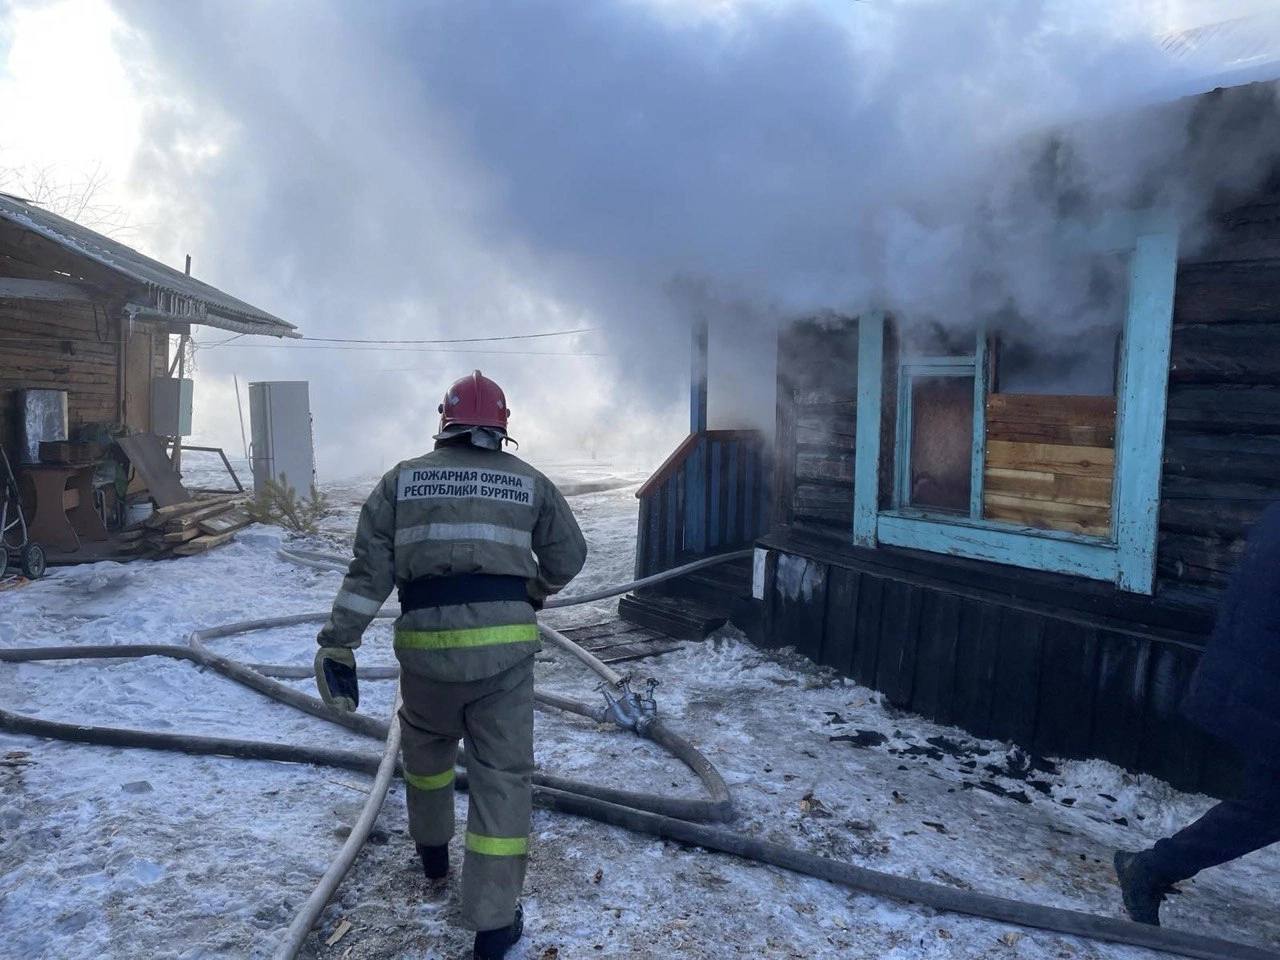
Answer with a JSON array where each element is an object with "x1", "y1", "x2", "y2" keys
[{"x1": 129, "y1": 493, "x2": 254, "y2": 559}]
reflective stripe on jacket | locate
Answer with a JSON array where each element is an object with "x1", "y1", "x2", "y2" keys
[{"x1": 317, "y1": 442, "x2": 587, "y2": 681}]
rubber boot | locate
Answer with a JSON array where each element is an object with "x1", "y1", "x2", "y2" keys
[
  {"x1": 473, "y1": 903, "x2": 523, "y2": 960},
  {"x1": 417, "y1": 843, "x2": 448, "y2": 881},
  {"x1": 1113, "y1": 851, "x2": 1175, "y2": 926}
]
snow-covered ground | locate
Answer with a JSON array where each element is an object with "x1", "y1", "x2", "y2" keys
[{"x1": 1, "y1": 463, "x2": 1277, "y2": 959}]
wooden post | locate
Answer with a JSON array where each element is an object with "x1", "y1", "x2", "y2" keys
[
  {"x1": 170, "y1": 332, "x2": 190, "y2": 473},
  {"x1": 234, "y1": 374, "x2": 249, "y2": 460},
  {"x1": 853, "y1": 313, "x2": 885, "y2": 547},
  {"x1": 690, "y1": 317, "x2": 708, "y2": 435},
  {"x1": 1115, "y1": 224, "x2": 1178, "y2": 593},
  {"x1": 116, "y1": 307, "x2": 128, "y2": 428}
]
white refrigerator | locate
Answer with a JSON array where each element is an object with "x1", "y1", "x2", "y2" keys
[{"x1": 248, "y1": 381, "x2": 316, "y2": 497}]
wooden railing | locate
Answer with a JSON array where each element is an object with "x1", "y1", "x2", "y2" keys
[{"x1": 634, "y1": 429, "x2": 771, "y2": 578}]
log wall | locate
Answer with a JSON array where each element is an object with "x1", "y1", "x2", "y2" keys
[
  {"x1": 0, "y1": 299, "x2": 167, "y2": 456},
  {"x1": 759, "y1": 192, "x2": 1280, "y2": 796},
  {"x1": 773, "y1": 317, "x2": 858, "y2": 532},
  {"x1": 1, "y1": 299, "x2": 121, "y2": 456},
  {"x1": 1160, "y1": 193, "x2": 1280, "y2": 601},
  {"x1": 760, "y1": 531, "x2": 1231, "y2": 795}
]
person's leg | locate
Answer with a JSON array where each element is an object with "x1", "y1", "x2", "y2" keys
[
  {"x1": 399, "y1": 671, "x2": 465, "y2": 875},
  {"x1": 1147, "y1": 764, "x2": 1280, "y2": 883},
  {"x1": 1116, "y1": 764, "x2": 1280, "y2": 924},
  {"x1": 458, "y1": 658, "x2": 535, "y2": 935}
]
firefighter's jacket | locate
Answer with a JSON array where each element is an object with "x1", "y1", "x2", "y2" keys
[{"x1": 318, "y1": 443, "x2": 587, "y2": 682}]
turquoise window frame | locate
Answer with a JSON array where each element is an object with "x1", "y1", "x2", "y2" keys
[
  {"x1": 892, "y1": 349, "x2": 990, "y2": 519},
  {"x1": 851, "y1": 211, "x2": 1178, "y2": 594}
]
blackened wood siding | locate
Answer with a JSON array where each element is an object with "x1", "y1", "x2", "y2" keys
[
  {"x1": 753, "y1": 187, "x2": 1280, "y2": 797},
  {"x1": 1161, "y1": 194, "x2": 1280, "y2": 602},
  {"x1": 760, "y1": 529, "x2": 1233, "y2": 795},
  {"x1": 773, "y1": 317, "x2": 857, "y2": 533}
]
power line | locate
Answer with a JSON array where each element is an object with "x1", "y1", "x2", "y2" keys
[
  {"x1": 188, "y1": 343, "x2": 608, "y2": 357},
  {"x1": 192, "y1": 327, "x2": 596, "y2": 348}
]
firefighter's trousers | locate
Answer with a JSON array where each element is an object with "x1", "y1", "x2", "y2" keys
[{"x1": 398, "y1": 657, "x2": 534, "y2": 931}]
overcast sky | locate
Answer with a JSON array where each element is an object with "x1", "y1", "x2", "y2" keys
[{"x1": 1, "y1": 0, "x2": 1275, "y2": 479}]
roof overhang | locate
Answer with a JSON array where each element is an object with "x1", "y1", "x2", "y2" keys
[{"x1": 0, "y1": 193, "x2": 299, "y2": 339}]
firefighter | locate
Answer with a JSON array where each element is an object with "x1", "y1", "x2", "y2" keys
[
  {"x1": 1114, "y1": 502, "x2": 1280, "y2": 926},
  {"x1": 313, "y1": 370, "x2": 587, "y2": 959}
]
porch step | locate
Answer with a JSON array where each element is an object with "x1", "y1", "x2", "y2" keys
[
  {"x1": 652, "y1": 556, "x2": 754, "y2": 608},
  {"x1": 617, "y1": 593, "x2": 730, "y2": 642},
  {"x1": 557, "y1": 619, "x2": 681, "y2": 664}
]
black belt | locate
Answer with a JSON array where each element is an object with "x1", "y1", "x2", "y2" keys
[{"x1": 397, "y1": 574, "x2": 530, "y2": 612}]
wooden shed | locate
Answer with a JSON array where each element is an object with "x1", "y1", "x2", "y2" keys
[
  {"x1": 0, "y1": 192, "x2": 295, "y2": 560},
  {"x1": 624, "y1": 78, "x2": 1280, "y2": 797}
]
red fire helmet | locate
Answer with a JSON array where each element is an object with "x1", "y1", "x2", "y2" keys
[{"x1": 438, "y1": 370, "x2": 510, "y2": 432}]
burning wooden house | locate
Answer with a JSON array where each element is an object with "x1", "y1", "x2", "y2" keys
[
  {"x1": 0, "y1": 193, "x2": 297, "y2": 563},
  {"x1": 625, "y1": 76, "x2": 1280, "y2": 796}
]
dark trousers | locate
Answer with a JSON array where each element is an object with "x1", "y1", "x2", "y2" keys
[{"x1": 1147, "y1": 763, "x2": 1280, "y2": 883}]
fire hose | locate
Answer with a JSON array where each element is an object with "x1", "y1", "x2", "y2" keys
[{"x1": 1, "y1": 549, "x2": 1278, "y2": 960}]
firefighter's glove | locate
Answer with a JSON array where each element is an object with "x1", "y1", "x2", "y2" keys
[{"x1": 315, "y1": 646, "x2": 359, "y2": 712}]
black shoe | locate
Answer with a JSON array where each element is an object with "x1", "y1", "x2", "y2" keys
[
  {"x1": 473, "y1": 903, "x2": 523, "y2": 960},
  {"x1": 1114, "y1": 850, "x2": 1174, "y2": 926},
  {"x1": 417, "y1": 843, "x2": 448, "y2": 881}
]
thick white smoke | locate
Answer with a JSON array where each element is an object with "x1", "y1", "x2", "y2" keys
[{"x1": 108, "y1": 0, "x2": 1278, "y2": 476}]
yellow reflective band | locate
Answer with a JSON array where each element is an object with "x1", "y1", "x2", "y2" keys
[
  {"x1": 465, "y1": 831, "x2": 528, "y2": 857},
  {"x1": 404, "y1": 768, "x2": 455, "y2": 792},
  {"x1": 394, "y1": 623, "x2": 539, "y2": 651}
]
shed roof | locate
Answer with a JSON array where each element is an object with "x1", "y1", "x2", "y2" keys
[
  {"x1": 0, "y1": 193, "x2": 297, "y2": 338},
  {"x1": 1157, "y1": 13, "x2": 1280, "y2": 98}
]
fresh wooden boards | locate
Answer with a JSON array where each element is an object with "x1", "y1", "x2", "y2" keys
[
  {"x1": 136, "y1": 494, "x2": 251, "y2": 559},
  {"x1": 982, "y1": 395, "x2": 1116, "y2": 537}
]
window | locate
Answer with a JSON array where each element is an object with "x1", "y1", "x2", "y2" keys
[
  {"x1": 897, "y1": 362, "x2": 976, "y2": 515},
  {"x1": 852, "y1": 212, "x2": 1179, "y2": 594}
]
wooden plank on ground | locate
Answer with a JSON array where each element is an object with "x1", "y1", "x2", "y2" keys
[
  {"x1": 580, "y1": 631, "x2": 661, "y2": 654},
  {"x1": 562, "y1": 620, "x2": 646, "y2": 644},
  {"x1": 197, "y1": 507, "x2": 252, "y2": 537},
  {"x1": 164, "y1": 501, "x2": 236, "y2": 532},
  {"x1": 595, "y1": 640, "x2": 681, "y2": 664},
  {"x1": 144, "y1": 493, "x2": 238, "y2": 527},
  {"x1": 561, "y1": 622, "x2": 680, "y2": 664},
  {"x1": 156, "y1": 527, "x2": 202, "y2": 545}
]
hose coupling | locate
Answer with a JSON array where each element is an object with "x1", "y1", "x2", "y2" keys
[{"x1": 599, "y1": 676, "x2": 660, "y2": 733}]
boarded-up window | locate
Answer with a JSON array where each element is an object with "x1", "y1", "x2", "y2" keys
[
  {"x1": 982, "y1": 395, "x2": 1116, "y2": 537},
  {"x1": 907, "y1": 375, "x2": 974, "y2": 514}
]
